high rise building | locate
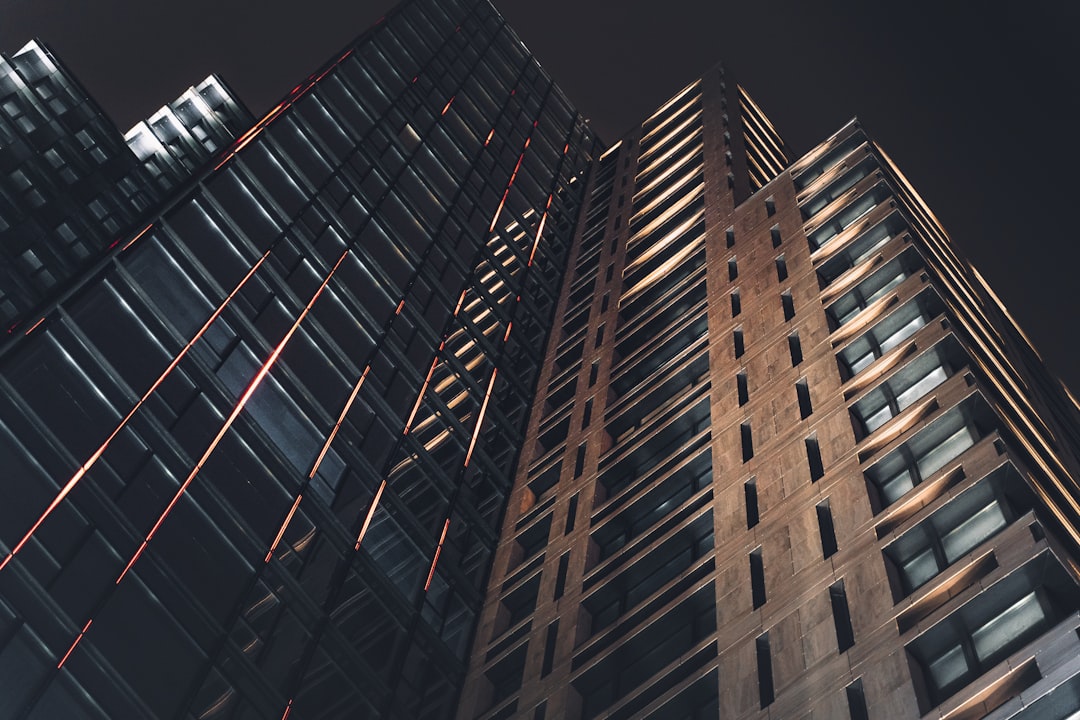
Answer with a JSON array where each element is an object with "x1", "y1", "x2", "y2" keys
[
  {"x1": 0, "y1": 2, "x2": 596, "y2": 718},
  {"x1": 0, "y1": 40, "x2": 251, "y2": 330},
  {"x1": 455, "y1": 63, "x2": 1080, "y2": 719},
  {"x1": 124, "y1": 75, "x2": 254, "y2": 194},
  {"x1": 1, "y1": 2, "x2": 1079, "y2": 720}
]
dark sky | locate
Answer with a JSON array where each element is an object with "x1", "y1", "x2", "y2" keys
[{"x1": 2, "y1": 0, "x2": 1077, "y2": 395}]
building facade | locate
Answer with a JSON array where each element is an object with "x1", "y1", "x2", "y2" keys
[
  {"x1": 2, "y1": 2, "x2": 1080, "y2": 720},
  {"x1": 0, "y1": 40, "x2": 251, "y2": 331},
  {"x1": 456, "y1": 70, "x2": 1080, "y2": 720},
  {"x1": 0, "y1": 2, "x2": 595, "y2": 717}
]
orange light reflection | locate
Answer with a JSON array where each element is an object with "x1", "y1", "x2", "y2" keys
[
  {"x1": 0, "y1": 248, "x2": 275, "y2": 575},
  {"x1": 115, "y1": 250, "x2": 349, "y2": 585}
]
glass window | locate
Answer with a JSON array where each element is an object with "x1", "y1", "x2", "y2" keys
[
  {"x1": 837, "y1": 291, "x2": 943, "y2": 379},
  {"x1": 827, "y1": 247, "x2": 923, "y2": 329},
  {"x1": 906, "y1": 556, "x2": 1080, "y2": 711},
  {"x1": 851, "y1": 339, "x2": 965, "y2": 436},
  {"x1": 884, "y1": 466, "x2": 1031, "y2": 596},
  {"x1": 801, "y1": 156, "x2": 878, "y2": 219},
  {"x1": 865, "y1": 395, "x2": 994, "y2": 510},
  {"x1": 807, "y1": 183, "x2": 891, "y2": 251}
]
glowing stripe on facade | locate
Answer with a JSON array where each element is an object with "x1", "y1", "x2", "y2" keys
[
  {"x1": 0, "y1": 248, "x2": 274, "y2": 575},
  {"x1": 115, "y1": 249, "x2": 350, "y2": 584}
]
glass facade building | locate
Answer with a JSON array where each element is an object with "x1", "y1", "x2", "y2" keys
[
  {"x1": 0, "y1": 2, "x2": 595, "y2": 717},
  {"x1": 3, "y1": 1, "x2": 1080, "y2": 720},
  {"x1": 0, "y1": 40, "x2": 250, "y2": 330}
]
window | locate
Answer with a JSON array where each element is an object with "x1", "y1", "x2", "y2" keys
[
  {"x1": 565, "y1": 495, "x2": 579, "y2": 534},
  {"x1": 793, "y1": 132, "x2": 864, "y2": 190},
  {"x1": 846, "y1": 678, "x2": 869, "y2": 720},
  {"x1": 756, "y1": 633, "x2": 774, "y2": 707},
  {"x1": 737, "y1": 371, "x2": 749, "y2": 406},
  {"x1": 781, "y1": 291, "x2": 795, "y2": 321},
  {"x1": 745, "y1": 478, "x2": 759, "y2": 528},
  {"x1": 796, "y1": 379, "x2": 812, "y2": 419},
  {"x1": 734, "y1": 328, "x2": 745, "y2": 358},
  {"x1": 554, "y1": 554, "x2": 569, "y2": 600},
  {"x1": 770, "y1": 224, "x2": 781, "y2": 247},
  {"x1": 830, "y1": 580, "x2": 855, "y2": 652},
  {"x1": 730, "y1": 289, "x2": 741, "y2": 317},
  {"x1": 728, "y1": 257, "x2": 738, "y2": 281},
  {"x1": 826, "y1": 247, "x2": 922, "y2": 329},
  {"x1": 801, "y1": 156, "x2": 878, "y2": 220},
  {"x1": 741, "y1": 422, "x2": 754, "y2": 462},
  {"x1": 851, "y1": 341, "x2": 963, "y2": 437},
  {"x1": 788, "y1": 331, "x2": 803, "y2": 366},
  {"x1": 541, "y1": 621, "x2": 559, "y2": 677},
  {"x1": 574, "y1": 443, "x2": 587, "y2": 478},
  {"x1": 837, "y1": 292, "x2": 943, "y2": 379},
  {"x1": 906, "y1": 557, "x2": 1080, "y2": 711},
  {"x1": 817, "y1": 500, "x2": 837, "y2": 558},
  {"x1": 806, "y1": 437, "x2": 824, "y2": 481},
  {"x1": 865, "y1": 397, "x2": 993, "y2": 510},
  {"x1": 884, "y1": 466, "x2": 1031, "y2": 597},
  {"x1": 775, "y1": 254, "x2": 788, "y2": 281},
  {"x1": 750, "y1": 548, "x2": 766, "y2": 608},
  {"x1": 807, "y1": 184, "x2": 891, "y2": 251},
  {"x1": 816, "y1": 214, "x2": 907, "y2": 289}
]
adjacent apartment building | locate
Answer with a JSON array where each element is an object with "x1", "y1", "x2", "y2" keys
[{"x1": 0, "y1": 1, "x2": 1078, "y2": 719}]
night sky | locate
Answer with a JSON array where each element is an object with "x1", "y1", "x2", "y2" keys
[{"x1": 2, "y1": 0, "x2": 1077, "y2": 394}]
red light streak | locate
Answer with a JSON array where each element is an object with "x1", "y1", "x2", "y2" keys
[
  {"x1": 23, "y1": 317, "x2": 45, "y2": 335},
  {"x1": 527, "y1": 194, "x2": 554, "y2": 267},
  {"x1": 484, "y1": 128, "x2": 495, "y2": 147},
  {"x1": 441, "y1": 96, "x2": 455, "y2": 115},
  {"x1": 354, "y1": 480, "x2": 387, "y2": 550},
  {"x1": 281, "y1": 700, "x2": 294, "y2": 720},
  {"x1": 463, "y1": 368, "x2": 497, "y2": 468},
  {"x1": 265, "y1": 493, "x2": 303, "y2": 563},
  {"x1": 424, "y1": 518, "x2": 450, "y2": 592},
  {"x1": 404, "y1": 354, "x2": 441, "y2": 436},
  {"x1": 394, "y1": 299, "x2": 405, "y2": 315},
  {"x1": 116, "y1": 250, "x2": 350, "y2": 585},
  {"x1": 214, "y1": 49, "x2": 353, "y2": 170},
  {"x1": 453, "y1": 289, "x2": 468, "y2": 316},
  {"x1": 488, "y1": 192, "x2": 509, "y2": 233},
  {"x1": 0, "y1": 248, "x2": 275, "y2": 576},
  {"x1": 503, "y1": 322, "x2": 513, "y2": 342},
  {"x1": 57, "y1": 619, "x2": 93, "y2": 669},
  {"x1": 487, "y1": 127, "x2": 538, "y2": 233},
  {"x1": 564, "y1": 143, "x2": 570, "y2": 154},
  {"x1": 308, "y1": 365, "x2": 370, "y2": 479},
  {"x1": 121, "y1": 223, "x2": 154, "y2": 251}
]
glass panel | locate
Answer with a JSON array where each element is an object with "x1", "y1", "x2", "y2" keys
[
  {"x1": 971, "y1": 592, "x2": 1044, "y2": 662},
  {"x1": 880, "y1": 314, "x2": 926, "y2": 353},
  {"x1": 901, "y1": 546, "x2": 941, "y2": 591},
  {"x1": 940, "y1": 500, "x2": 1007, "y2": 563},
  {"x1": 928, "y1": 644, "x2": 970, "y2": 691},
  {"x1": 917, "y1": 426, "x2": 976, "y2": 479},
  {"x1": 896, "y1": 366, "x2": 948, "y2": 410}
]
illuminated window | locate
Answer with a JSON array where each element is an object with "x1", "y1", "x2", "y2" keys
[{"x1": 884, "y1": 466, "x2": 1031, "y2": 597}]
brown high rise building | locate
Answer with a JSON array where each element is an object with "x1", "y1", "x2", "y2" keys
[{"x1": 456, "y1": 68, "x2": 1080, "y2": 720}]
